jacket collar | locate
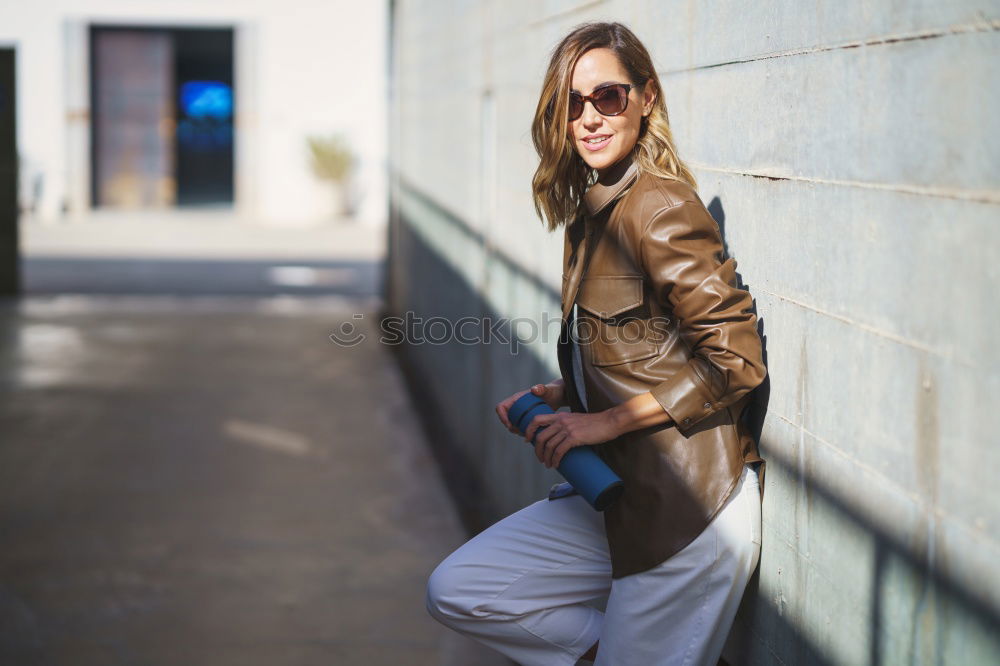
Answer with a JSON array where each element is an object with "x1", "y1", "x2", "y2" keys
[
  {"x1": 583, "y1": 150, "x2": 639, "y2": 217},
  {"x1": 561, "y1": 151, "x2": 641, "y2": 324}
]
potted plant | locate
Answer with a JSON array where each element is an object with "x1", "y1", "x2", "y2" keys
[{"x1": 306, "y1": 133, "x2": 357, "y2": 220}]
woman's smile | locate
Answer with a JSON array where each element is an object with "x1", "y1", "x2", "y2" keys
[{"x1": 581, "y1": 134, "x2": 613, "y2": 151}]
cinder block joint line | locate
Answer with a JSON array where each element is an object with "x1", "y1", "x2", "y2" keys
[{"x1": 658, "y1": 17, "x2": 1000, "y2": 74}]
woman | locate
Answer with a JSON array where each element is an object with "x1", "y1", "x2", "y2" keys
[{"x1": 426, "y1": 21, "x2": 767, "y2": 666}]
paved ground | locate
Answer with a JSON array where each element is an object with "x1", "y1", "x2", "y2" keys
[{"x1": 0, "y1": 214, "x2": 510, "y2": 665}]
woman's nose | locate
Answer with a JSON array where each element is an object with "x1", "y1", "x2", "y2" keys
[{"x1": 581, "y1": 100, "x2": 603, "y2": 126}]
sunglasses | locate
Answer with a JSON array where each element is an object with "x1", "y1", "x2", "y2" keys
[{"x1": 568, "y1": 83, "x2": 633, "y2": 121}]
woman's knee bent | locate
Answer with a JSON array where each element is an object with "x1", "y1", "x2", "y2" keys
[{"x1": 425, "y1": 556, "x2": 472, "y2": 626}]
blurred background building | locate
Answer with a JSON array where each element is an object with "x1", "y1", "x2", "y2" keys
[
  {"x1": 0, "y1": 2, "x2": 508, "y2": 665},
  {"x1": 1, "y1": 0, "x2": 386, "y2": 227}
]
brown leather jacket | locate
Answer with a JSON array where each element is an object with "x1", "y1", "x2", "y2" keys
[{"x1": 556, "y1": 149, "x2": 767, "y2": 578}]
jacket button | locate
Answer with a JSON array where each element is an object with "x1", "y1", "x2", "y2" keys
[
  {"x1": 683, "y1": 417, "x2": 691, "y2": 425},
  {"x1": 703, "y1": 402, "x2": 711, "y2": 409}
]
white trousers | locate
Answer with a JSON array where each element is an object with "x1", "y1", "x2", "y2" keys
[{"x1": 426, "y1": 463, "x2": 762, "y2": 666}]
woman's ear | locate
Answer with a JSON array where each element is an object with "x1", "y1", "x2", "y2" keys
[{"x1": 642, "y1": 80, "x2": 656, "y2": 115}]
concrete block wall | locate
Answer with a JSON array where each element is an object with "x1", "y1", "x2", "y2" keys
[{"x1": 386, "y1": 1, "x2": 1000, "y2": 663}]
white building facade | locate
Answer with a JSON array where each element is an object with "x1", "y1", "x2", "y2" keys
[{"x1": 0, "y1": 0, "x2": 387, "y2": 228}]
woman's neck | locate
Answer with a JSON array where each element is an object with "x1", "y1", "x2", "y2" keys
[{"x1": 596, "y1": 149, "x2": 635, "y2": 185}]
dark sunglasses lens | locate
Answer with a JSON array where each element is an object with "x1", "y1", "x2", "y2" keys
[
  {"x1": 568, "y1": 94, "x2": 583, "y2": 120},
  {"x1": 593, "y1": 86, "x2": 627, "y2": 115}
]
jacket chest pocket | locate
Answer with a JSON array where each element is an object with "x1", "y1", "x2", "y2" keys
[{"x1": 575, "y1": 275, "x2": 663, "y2": 367}]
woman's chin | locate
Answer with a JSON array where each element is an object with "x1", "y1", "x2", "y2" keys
[{"x1": 580, "y1": 151, "x2": 620, "y2": 172}]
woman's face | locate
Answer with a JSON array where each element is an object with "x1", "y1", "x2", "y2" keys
[{"x1": 567, "y1": 47, "x2": 655, "y2": 178}]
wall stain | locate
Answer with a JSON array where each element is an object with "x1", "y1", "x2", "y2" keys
[{"x1": 909, "y1": 355, "x2": 944, "y2": 664}]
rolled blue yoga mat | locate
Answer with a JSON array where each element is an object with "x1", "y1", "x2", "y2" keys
[{"x1": 508, "y1": 392, "x2": 624, "y2": 511}]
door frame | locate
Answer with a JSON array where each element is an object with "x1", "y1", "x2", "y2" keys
[{"x1": 62, "y1": 17, "x2": 259, "y2": 219}]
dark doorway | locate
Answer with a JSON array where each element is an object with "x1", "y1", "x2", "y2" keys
[
  {"x1": 0, "y1": 48, "x2": 17, "y2": 295},
  {"x1": 89, "y1": 26, "x2": 234, "y2": 210},
  {"x1": 174, "y1": 28, "x2": 234, "y2": 206}
]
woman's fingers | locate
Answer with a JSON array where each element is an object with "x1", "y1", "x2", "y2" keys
[
  {"x1": 495, "y1": 402, "x2": 512, "y2": 429},
  {"x1": 497, "y1": 383, "x2": 563, "y2": 436},
  {"x1": 537, "y1": 382, "x2": 564, "y2": 410},
  {"x1": 497, "y1": 387, "x2": 538, "y2": 433},
  {"x1": 550, "y1": 435, "x2": 577, "y2": 468},
  {"x1": 540, "y1": 430, "x2": 569, "y2": 468},
  {"x1": 537, "y1": 383, "x2": 564, "y2": 411},
  {"x1": 527, "y1": 413, "x2": 565, "y2": 466},
  {"x1": 523, "y1": 412, "x2": 558, "y2": 444},
  {"x1": 509, "y1": 407, "x2": 579, "y2": 467}
]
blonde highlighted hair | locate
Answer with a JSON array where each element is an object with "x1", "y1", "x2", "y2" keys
[{"x1": 531, "y1": 21, "x2": 698, "y2": 232}]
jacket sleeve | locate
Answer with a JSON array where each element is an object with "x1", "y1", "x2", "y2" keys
[{"x1": 639, "y1": 198, "x2": 766, "y2": 437}]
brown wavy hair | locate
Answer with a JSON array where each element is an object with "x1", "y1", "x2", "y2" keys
[{"x1": 531, "y1": 21, "x2": 698, "y2": 232}]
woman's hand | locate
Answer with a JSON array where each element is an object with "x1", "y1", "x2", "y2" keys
[
  {"x1": 523, "y1": 410, "x2": 623, "y2": 469},
  {"x1": 495, "y1": 379, "x2": 567, "y2": 434}
]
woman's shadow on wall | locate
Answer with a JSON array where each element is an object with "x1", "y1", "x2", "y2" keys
[
  {"x1": 706, "y1": 195, "x2": 781, "y2": 663},
  {"x1": 705, "y1": 196, "x2": 771, "y2": 455},
  {"x1": 703, "y1": 195, "x2": 1000, "y2": 665}
]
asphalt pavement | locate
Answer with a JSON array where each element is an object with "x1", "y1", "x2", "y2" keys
[{"x1": 0, "y1": 214, "x2": 511, "y2": 665}]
